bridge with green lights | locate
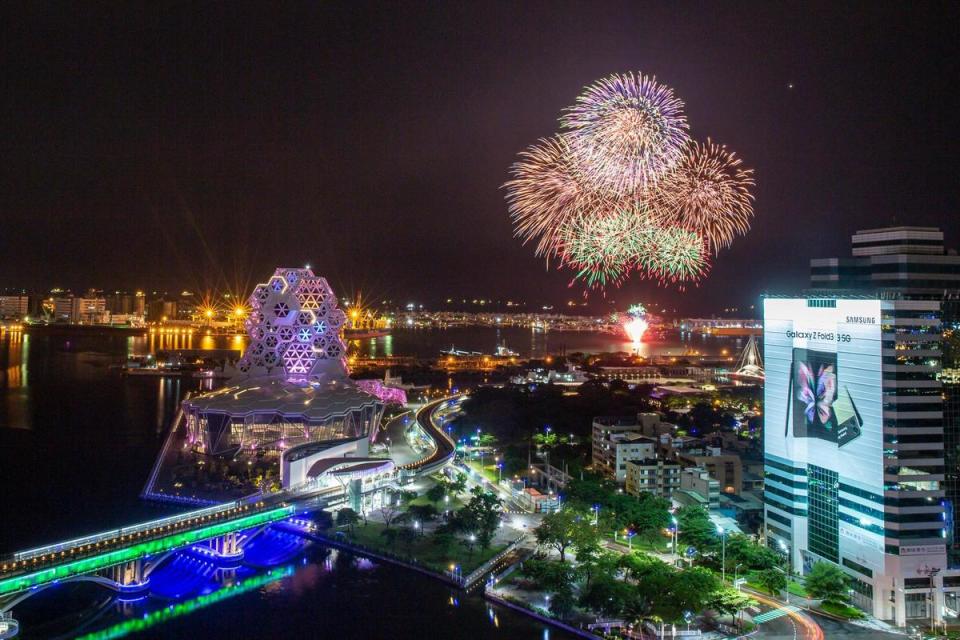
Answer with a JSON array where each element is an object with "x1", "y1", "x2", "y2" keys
[
  {"x1": 0, "y1": 399, "x2": 457, "y2": 638},
  {"x1": 0, "y1": 485, "x2": 344, "y2": 636}
]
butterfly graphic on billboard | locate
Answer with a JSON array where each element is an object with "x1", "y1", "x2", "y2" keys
[{"x1": 796, "y1": 362, "x2": 836, "y2": 428}]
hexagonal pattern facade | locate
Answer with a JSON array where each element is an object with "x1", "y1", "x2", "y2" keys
[{"x1": 236, "y1": 268, "x2": 348, "y2": 381}]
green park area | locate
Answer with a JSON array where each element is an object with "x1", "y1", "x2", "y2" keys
[
  {"x1": 494, "y1": 471, "x2": 868, "y2": 631},
  {"x1": 329, "y1": 472, "x2": 509, "y2": 577}
]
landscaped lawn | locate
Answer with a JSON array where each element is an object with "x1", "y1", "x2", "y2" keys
[
  {"x1": 407, "y1": 494, "x2": 466, "y2": 511},
  {"x1": 343, "y1": 521, "x2": 505, "y2": 575},
  {"x1": 742, "y1": 572, "x2": 807, "y2": 598},
  {"x1": 604, "y1": 533, "x2": 670, "y2": 554},
  {"x1": 818, "y1": 601, "x2": 865, "y2": 619},
  {"x1": 465, "y1": 460, "x2": 501, "y2": 485}
]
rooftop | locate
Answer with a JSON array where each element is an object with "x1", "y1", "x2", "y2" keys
[{"x1": 185, "y1": 376, "x2": 380, "y2": 420}]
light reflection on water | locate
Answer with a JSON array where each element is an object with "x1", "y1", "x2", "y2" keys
[{"x1": 0, "y1": 329, "x2": 575, "y2": 639}]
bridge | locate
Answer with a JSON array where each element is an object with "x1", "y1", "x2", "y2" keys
[
  {"x1": 0, "y1": 488, "x2": 348, "y2": 638},
  {"x1": 0, "y1": 396, "x2": 460, "y2": 638}
]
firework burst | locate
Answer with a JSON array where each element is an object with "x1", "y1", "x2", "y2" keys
[
  {"x1": 646, "y1": 227, "x2": 711, "y2": 286},
  {"x1": 655, "y1": 139, "x2": 755, "y2": 253},
  {"x1": 561, "y1": 72, "x2": 689, "y2": 193},
  {"x1": 556, "y1": 211, "x2": 649, "y2": 289},
  {"x1": 505, "y1": 135, "x2": 608, "y2": 258},
  {"x1": 506, "y1": 71, "x2": 753, "y2": 293}
]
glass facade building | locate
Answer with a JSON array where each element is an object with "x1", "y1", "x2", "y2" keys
[{"x1": 764, "y1": 227, "x2": 960, "y2": 625}]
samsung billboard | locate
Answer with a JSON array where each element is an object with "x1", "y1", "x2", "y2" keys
[
  {"x1": 764, "y1": 298, "x2": 885, "y2": 568},
  {"x1": 765, "y1": 298, "x2": 883, "y2": 484}
]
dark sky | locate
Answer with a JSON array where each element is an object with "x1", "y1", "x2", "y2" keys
[{"x1": 1, "y1": 2, "x2": 957, "y2": 313}]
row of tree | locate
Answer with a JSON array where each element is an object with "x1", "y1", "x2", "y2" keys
[{"x1": 523, "y1": 549, "x2": 755, "y2": 625}]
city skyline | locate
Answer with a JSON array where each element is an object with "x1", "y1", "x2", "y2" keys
[{"x1": 2, "y1": 3, "x2": 958, "y2": 313}]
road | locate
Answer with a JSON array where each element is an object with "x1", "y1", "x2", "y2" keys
[{"x1": 746, "y1": 590, "x2": 904, "y2": 640}]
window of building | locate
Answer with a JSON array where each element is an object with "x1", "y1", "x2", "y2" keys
[{"x1": 808, "y1": 464, "x2": 840, "y2": 562}]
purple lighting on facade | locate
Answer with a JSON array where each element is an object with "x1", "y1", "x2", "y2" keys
[
  {"x1": 237, "y1": 268, "x2": 348, "y2": 382},
  {"x1": 355, "y1": 379, "x2": 407, "y2": 407}
]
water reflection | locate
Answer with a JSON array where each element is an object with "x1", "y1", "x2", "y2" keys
[{"x1": 350, "y1": 326, "x2": 732, "y2": 360}]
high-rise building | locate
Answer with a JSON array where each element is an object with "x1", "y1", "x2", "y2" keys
[
  {"x1": 106, "y1": 291, "x2": 145, "y2": 316},
  {"x1": 764, "y1": 226, "x2": 960, "y2": 625}
]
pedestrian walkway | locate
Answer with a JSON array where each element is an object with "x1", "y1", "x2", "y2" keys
[{"x1": 752, "y1": 605, "x2": 800, "y2": 624}]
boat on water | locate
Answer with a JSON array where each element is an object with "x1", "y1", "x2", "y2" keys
[
  {"x1": 441, "y1": 340, "x2": 519, "y2": 358},
  {"x1": 495, "y1": 342, "x2": 519, "y2": 357},
  {"x1": 440, "y1": 345, "x2": 482, "y2": 356}
]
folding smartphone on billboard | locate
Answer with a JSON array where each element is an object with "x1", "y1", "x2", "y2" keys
[{"x1": 786, "y1": 347, "x2": 862, "y2": 447}]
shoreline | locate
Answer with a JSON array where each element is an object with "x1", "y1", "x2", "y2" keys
[{"x1": 483, "y1": 589, "x2": 597, "y2": 639}]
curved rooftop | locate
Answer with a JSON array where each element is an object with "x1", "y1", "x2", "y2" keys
[{"x1": 185, "y1": 376, "x2": 380, "y2": 420}]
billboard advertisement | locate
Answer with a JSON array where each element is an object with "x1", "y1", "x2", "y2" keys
[
  {"x1": 764, "y1": 298, "x2": 883, "y2": 487},
  {"x1": 764, "y1": 298, "x2": 885, "y2": 569}
]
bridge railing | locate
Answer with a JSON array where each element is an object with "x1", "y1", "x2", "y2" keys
[{"x1": 4, "y1": 501, "x2": 240, "y2": 564}]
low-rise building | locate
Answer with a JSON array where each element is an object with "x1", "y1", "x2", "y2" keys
[
  {"x1": 676, "y1": 448, "x2": 742, "y2": 495},
  {"x1": 519, "y1": 487, "x2": 560, "y2": 513},
  {"x1": 625, "y1": 458, "x2": 681, "y2": 498},
  {"x1": 679, "y1": 466, "x2": 720, "y2": 510},
  {"x1": 592, "y1": 415, "x2": 658, "y2": 482}
]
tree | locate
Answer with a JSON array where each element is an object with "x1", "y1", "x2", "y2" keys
[
  {"x1": 431, "y1": 530, "x2": 456, "y2": 556},
  {"x1": 570, "y1": 515, "x2": 602, "y2": 559},
  {"x1": 675, "y1": 505, "x2": 718, "y2": 551},
  {"x1": 579, "y1": 573, "x2": 634, "y2": 618},
  {"x1": 577, "y1": 549, "x2": 619, "y2": 591},
  {"x1": 396, "y1": 526, "x2": 417, "y2": 549},
  {"x1": 449, "y1": 472, "x2": 468, "y2": 497},
  {"x1": 376, "y1": 495, "x2": 403, "y2": 528},
  {"x1": 477, "y1": 433, "x2": 498, "y2": 449},
  {"x1": 625, "y1": 492, "x2": 671, "y2": 540},
  {"x1": 534, "y1": 509, "x2": 585, "y2": 562},
  {"x1": 757, "y1": 568, "x2": 787, "y2": 595},
  {"x1": 336, "y1": 508, "x2": 359, "y2": 533},
  {"x1": 707, "y1": 588, "x2": 756, "y2": 627},
  {"x1": 533, "y1": 431, "x2": 558, "y2": 448},
  {"x1": 619, "y1": 554, "x2": 674, "y2": 616},
  {"x1": 524, "y1": 558, "x2": 576, "y2": 593},
  {"x1": 550, "y1": 586, "x2": 577, "y2": 619},
  {"x1": 805, "y1": 561, "x2": 850, "y2": 604},
  {"x1": 407, "y1": 503, "x2": 439, "y2": 523},
  {"x1": 426, "y1": 483, "x2": 447, "y2": 504},
  {"x1": 666, "y1": 567, "x2": 721, "y2": 621},
  {"x1": 725, "y1": 534, "x2": 780, "y2": 571},
  {"x1": 396, "y1": 489, "x2": 418, "y2": 504},
  {"x1": 380, "y1": 527, "x2": 399, "y2": 546},
  {"x1": 452, "y1": 486, "x2": 502, "y2": 549}
]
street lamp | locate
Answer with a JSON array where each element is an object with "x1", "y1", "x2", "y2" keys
[
  {"x1": 778, "y1": 539, "x2": 790, "y2": 574},
  {"x1": 734, "y1": 563, "x2": 743, "y2": 590},
  {"x1": 717, "y1": 525, "x2": 727, "y2": 583},
  {"x1": 671, "y1": 516, "x2": 679, "y2": 564},
  {"x1": 593, "y1": 504, "x2": 601, "y2": 526},
  {"x1": 778, "y1": 539, "x2": 791, "y2": 603}
]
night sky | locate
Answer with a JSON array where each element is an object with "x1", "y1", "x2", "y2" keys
[{"x1": 1, "y1": 2, "x2": 957, "y2": 314}]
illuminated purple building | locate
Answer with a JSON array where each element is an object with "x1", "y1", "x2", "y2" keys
[{"x1": 183, "y1": 268, "x2": 387, "y2": 485}]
